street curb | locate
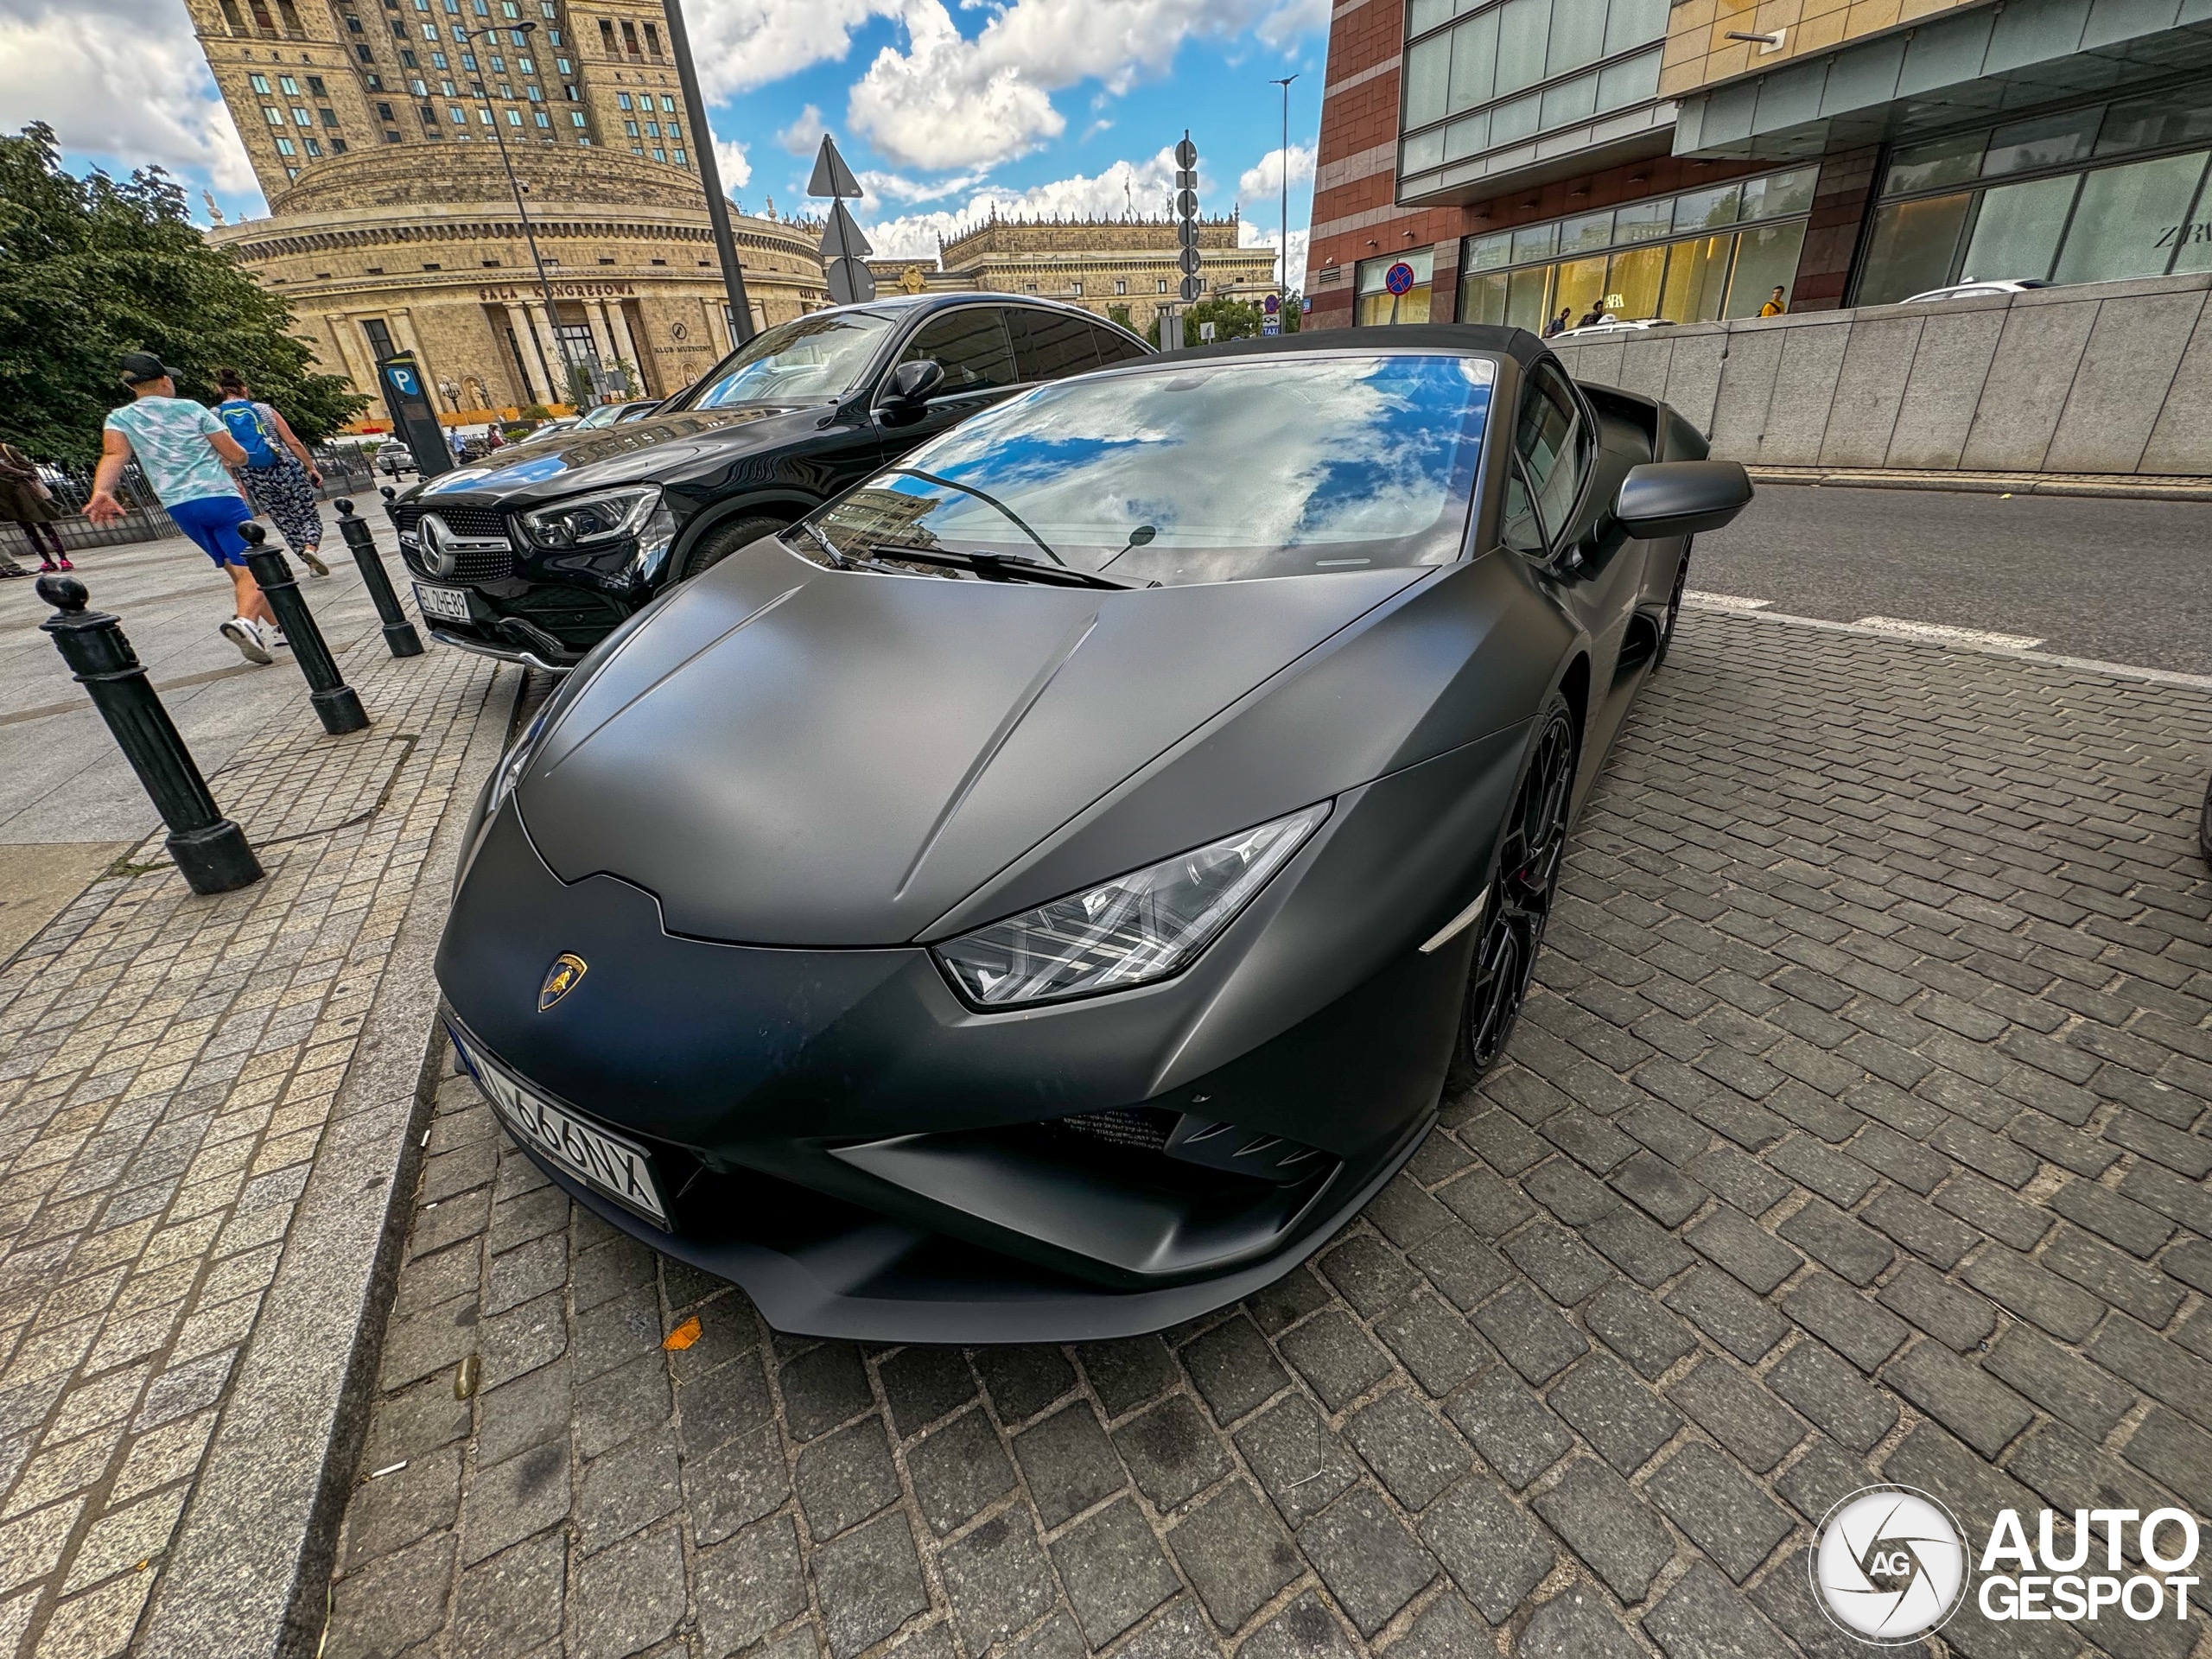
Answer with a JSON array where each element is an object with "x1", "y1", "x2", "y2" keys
[
  {"x1": 1745, "y1": 467, "x2": 2212, "y2": 502},
  {"x1": 1683, "y1": 598, "x2": 2212, "y2": 691},
  {"x1": 134, "y1": 658, "x2": 523, "y2": 1659}
]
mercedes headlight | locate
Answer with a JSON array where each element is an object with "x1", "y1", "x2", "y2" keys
[
  {"x1": 935, "y1": 803, "x2": 1331, "y2": 1007},
  {"x1": 518, "y1": 486, "x2": 663, "y2": 549}
]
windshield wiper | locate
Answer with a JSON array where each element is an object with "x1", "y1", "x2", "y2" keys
[
  {"x1": 858, "y1": 543, "x2": 1141, "y2": 591},
  {"x1": 884, "y1": 468, "x2": 1069, "y2": 568}
]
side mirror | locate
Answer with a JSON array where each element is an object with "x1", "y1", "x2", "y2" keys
[
  {"x1": 878, "y1": 359, "x2": 944, "y2": 416},
  {"x1": 1613, "y1": 460, "x2": 1753, "y2": 540}
]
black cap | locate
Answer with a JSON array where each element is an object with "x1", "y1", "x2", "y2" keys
[{"x1": 118, "y1": 352, "x2": 180, "y2": 385}]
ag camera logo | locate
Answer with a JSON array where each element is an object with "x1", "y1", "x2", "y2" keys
[{"x1": 1813, "y1": 1486, "x2": 1969, "y2": 1643}]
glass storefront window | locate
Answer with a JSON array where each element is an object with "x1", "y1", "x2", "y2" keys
[
  {"x1": 1507, "y1": 266, "x2": 1551, "y2": 329},
  {"x1": 1558, "y1": 210, "x2": 1612, "y2": 256},
  {"x1": 1886, "y1": 132, "x2": 1986, "y2": 195},
  {"x1": 1724, "y1": 221, "x2": 1808, "y2": 317},
  {"x1": 1659, "y1": 235, "x2": 1733, "y2": 322},
  {"x1": 1614, "y1": 197, "x2": 1672, "y2": 244},
  {"x1": 1465, "y1": 231, "x2": 1513, "y2": 270},
  {"x1": 2098, "y1": 88, "x2": 2212, "y2": 158},
  {"x1": 1511, "y1": 221, "x2": 1559, "y2": 262},
  {"x1": 1554, "y1": 256, "x2": 1609, "y2": 323},
  {"x1": 1674, "y1": 183, "x2": 1739, "y2": 233},
  {"x1": 1449, "y1": 9, "x2": 1499, "y2": 111},
  {"x1": 1405, "y1": 35, "x2": 1450, "y2": 129},
  {"x1": 1982, "y1": 109, "x2": 2100, "y2": 179},
  {"x1": 2052, "y1": 150, "x2": 2210, "y2": 284},
  {"x1": 1960, "y1": 173, "x2": 2078, "y2": 283},
  {"x1": 1606, "y1": 243, "x2": 1668, "y2": 320},
  {"x1": 1355, "y1": 248, "x2": 1434, "y2": 325},
  {"x1": 1856, "y1": 194, "x2": 1973, "y2": 304},
  {"x1": 1738, "y1": 166, "x2": 1817, "y2": 222}
]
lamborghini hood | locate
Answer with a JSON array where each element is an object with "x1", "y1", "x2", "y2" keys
[{"x1": 512, "y1": 540, "x2": 1424, "y2": 946}]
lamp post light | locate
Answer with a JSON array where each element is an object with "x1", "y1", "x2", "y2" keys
[
  {"x1": 460, "y1": 19, "x2": 578, "y2": 407},
  {"x1": 1269, "y1": 74, "x2": 1299, "y2": 297}
]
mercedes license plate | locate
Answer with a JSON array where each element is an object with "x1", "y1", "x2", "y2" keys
[
  {"x1": 466, "y1": 1049, "x2": 670, "y2": 1227},
  {"x1": 413, "y1": 582, "x2": 473, "y2": 624}
]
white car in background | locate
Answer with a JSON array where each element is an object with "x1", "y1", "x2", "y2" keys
[
  {"x1": 1899, "y1": 278, "x2": 2051, "y2": 303},
  {"x1": 1552, "y1": 316, "x2": 1679, "y2": 340}
]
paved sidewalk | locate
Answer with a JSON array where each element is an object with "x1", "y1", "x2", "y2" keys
[
  {"x1": 329, "y1": 609, "x2": 2212, "y2": 1658},
  {"x1": 0, "y1": 565, "x2": 515, "y2": 1656}
]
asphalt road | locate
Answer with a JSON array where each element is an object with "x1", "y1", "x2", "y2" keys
[{"x1": 1690, "y1": 484, "x2": 2212, "y2": 676}]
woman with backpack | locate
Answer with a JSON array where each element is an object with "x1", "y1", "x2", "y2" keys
[{"x1": 212, "y1": 370, "x2": 330, "y2": 576}]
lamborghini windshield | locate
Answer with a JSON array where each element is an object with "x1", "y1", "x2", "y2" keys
[
  {"x1": 679, "y1": 309, "x2": 897, "y2": 408},
  {"x1": 794, "y1": 352, "x2": 1495, "y2": 585}
]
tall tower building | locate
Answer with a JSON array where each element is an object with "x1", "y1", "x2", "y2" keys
[{"x1": 189, "y1": 0, "x2": 829, "y2": 424}]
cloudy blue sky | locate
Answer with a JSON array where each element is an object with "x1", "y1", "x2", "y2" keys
[{"x1": 0, "y1": 0, "x2": 1324, "y2": 283}]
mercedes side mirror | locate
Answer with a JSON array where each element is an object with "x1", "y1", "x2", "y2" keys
[
  {"x1": 1613, "y1": 461, "x2": 1753, "y2": 539},
  {"x1": 877, "y1": 359, "x2": 944, "y2": 423}
]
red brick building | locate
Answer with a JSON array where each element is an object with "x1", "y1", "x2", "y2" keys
[{"x1": 1306, "y1": 0, "x2": 2212, "y2": 334}]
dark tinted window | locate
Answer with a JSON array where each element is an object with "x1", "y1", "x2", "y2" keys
[
  {"x1": 1008, "y1": 309, "x2": 1100, "y2": 381},
  {"x1": 1501, "y1": 456, "x2": 1546, "y2": 554},
  {"x1": 1092, "y1": 324, "x2": 1149, "y2": 367},
  {"x1": 1513, "y1": 362, "x2": 1586, "y2": 543},
  {"x1": 899, "y1": 307, "x2": 1017, "y2": 394}
]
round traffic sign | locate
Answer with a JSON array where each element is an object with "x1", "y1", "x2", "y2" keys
[
  {"x1": 1263, "y1": 294, "x2": 1281, "y2": 315},
  {"x1": 1178, "y1": 245, "x2": 1202, "y2": 276},
  {"x1": 1384, "y1": 261, "x2": 1417, "y2": 296},
  {"x1": 1180, "y1": 274, "x2": 1203, "y2": 302},
  {"x1": 1175, "y1": 189, "x2": 1199, "y2": 218},
  {"x1": 1176, "y1": 219, "x2": 1199, "y2": 250},
  {"x1": 1174, "y1": 137, "x2": 1198, "y2": 169}
]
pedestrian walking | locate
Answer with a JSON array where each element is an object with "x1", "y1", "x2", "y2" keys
[
  {"x1": 212, "y1": 369, "x2": 331, "y2": 576},
  {"x1": 1760, "y1": 287, "x2": 1789, "y2": 316},
  {"x1": 0, "y1": 440, "x2": 68, "y2": 575},
  {"x1": 87, "y1": 353, "x2": 283, "y2": 665}
]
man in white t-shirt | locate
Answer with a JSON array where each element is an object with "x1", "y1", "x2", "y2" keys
[{"x1": 88, "y1": 353, "x2": 283, "y2": 665}]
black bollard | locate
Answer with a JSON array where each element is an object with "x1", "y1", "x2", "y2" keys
[
  {"x1": 334, "y1": 499, "x2": 423, "y2": 658},
  {"x1": 242, "y1": 524, "x2": 372, "y2": 735},
  {"x1": 37, "y1": 577, "x2": 263, "y2": 895}
]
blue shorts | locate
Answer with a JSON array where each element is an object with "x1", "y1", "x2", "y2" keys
[{"x1": 169, "y1": 495, "x2": 256, "y2": 567}]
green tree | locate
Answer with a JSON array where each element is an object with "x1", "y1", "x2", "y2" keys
[
  {"x1": 0, "y1": 124, "x2": 365, "y2": 466},
  {"x1": 1147, "y1": 296, "x2": 1270, "y2": 348}
]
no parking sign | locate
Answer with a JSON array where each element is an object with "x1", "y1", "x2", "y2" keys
[{"x1": 1384, "y1": 261, "x2": 1417, "y2": 296}]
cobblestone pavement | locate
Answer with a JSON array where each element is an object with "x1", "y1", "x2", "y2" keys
[
  {"x1": 329, "y1": 607, "x2": 2212, "y2": 1659},
  {"x1": 0, "y1": 588, "x2": 509, "y2": 1656}
]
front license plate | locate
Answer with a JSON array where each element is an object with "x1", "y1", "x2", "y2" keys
[
  {"x1": 467, "y1": 1051, "x2": 671, "y2": 1228},
  {"x1": 413, "y1": 582, "x2": 473, "y2": 624}
]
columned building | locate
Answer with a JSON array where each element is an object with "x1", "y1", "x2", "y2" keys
[
  {"x1": 871, "y1": 214, "x2": 1281, "y2": 335},
  {"x1": 189, "y1": 0, "x2": 827, "y2": 423},
  {"x1": 1308, "y1": 0, "x2": 2212, "y2": 332}
]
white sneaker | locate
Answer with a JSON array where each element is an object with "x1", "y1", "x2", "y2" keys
[
  {"x1": 219, "y1": 617, "x2": 272, "y2": 664},
  {"x1": 260, "y1": 620, "x2": 289, "y2": 649},
  {"x1": 301, "y1": 549, "x2": 331, "y2": 577}
]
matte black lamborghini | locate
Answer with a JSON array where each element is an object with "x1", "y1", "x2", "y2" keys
[{"x1": 435, "y1": 325, "x2": 1751, "y2": 1342}]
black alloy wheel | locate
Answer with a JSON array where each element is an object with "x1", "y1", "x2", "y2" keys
[
  {"x1": 677, "y1": 514, "x2": 789, "y2": 582},
  {"x1": 1653, "y1": 537, "x2": 1692, "y2": 671},
  {"x1": 1462, "y1": 698, "x2": 1579, "y2": 1076}
]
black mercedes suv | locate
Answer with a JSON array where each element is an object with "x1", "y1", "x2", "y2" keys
[{"x1": 387, "y1": 293, "x2": 1150, "y2": 669}]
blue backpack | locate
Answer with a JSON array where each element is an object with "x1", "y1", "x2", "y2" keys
[{"x1": 216, "y1": 398, "x2": 281, "y2": 468}]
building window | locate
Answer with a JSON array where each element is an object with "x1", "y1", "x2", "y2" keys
[
  {"x1": 506, "y1": 107, "x2": 522, "y2": 125},
  {"x1": 250, "y1": 71, "x2": 271, "y2": 92},
  {"x1": 279, "y1": 73, "x2": 299, "y2": 92},
  {"x1": 1115, "y1": 278, "x2": 1128, "y2": 295},
  {"x1": 598, "y1": 18, "x2": 614, "y2": 51},
  {"x1": 275, "y1": 136, "x2": 297, "y2": 154},
  {"x1": 1355, "y1": 248, "x2": 1433, "y2": 324},
  {"x1": 450, "y1": 105, "x2": 467, "y2": 121},
  {"x1": 376, "y1": 99, "x2": 394, "y2": 118},
  {"x1": 535, "y1": 109, "x2": 550, "y2": 126},
  {"x1": 624, "y1": 118, "x2": 638, "y2": 136},
  {"x1": 1397, "y1": 0, "x2": 1667, "y2": 188},
  {"x1": 385, "y1": 128, "x2": 402, "y2": 140},
  {"x1": 321, "y1": 106, "x2": 339, "y2": 124},
  {"x1": 264, "y1": 105, "x2": 284, "y2": 124},
  {"x1": 651, "y1": 147, "x2": 666, "y2": 162},
  {"x1": 1855, "y1": 89, "x2": 2212, "y2": 303},
  {"x1": 526, "y1": 85, "x2": 542, "y2": 100},
  {"x1": 517, "y1": 54, "x2": 533, "y2": 72},
  {"x1": 1071, "y1": 280, "x2": 1084, "y2": 296},
  {"x1": 399, "y1": 48, "x2": 416, "y2": 65},
  {"x1": 1459, "y1": 167, "x2": 1817, "y2": 328},
  {"x1": 616, "y1": 91, "x2": 630, "y2": 109},
  {"x1": 430, "y1": 49, "x2": 448, "y2": 66},
  {"x1": 306, "y1": 73, "x2": 325, "y2": 92},
  {"x1": 358, "y1": 46, "x2": 374, "y2": 60},
  {"x1": 555, "y1": 55, "x2": 570, "y2": 72},
  {"x1": 643, "y1": 121, "x2": 658, "y2": 137},
  {"x1": 331, "y1": 137, "x2": 347, "y2": 151},
  {"x1": 570, "y1": 109, "x2": 586, "y2": 125},
  {"x1": 304, "y1": 137, "x2": 323, "y2": 155},
  {"x1": 644, "y1": 20, "x2": 661, "y2": 54},
  {"x1": 1156, "y1": 277, "x2": 1167, "y2": 292},
  {"x1": 671, "y1": 147, "x2": 685, "y2": 165},
  {"x1": 620, "y1": 19, "x2": 639, "y2": 53}
]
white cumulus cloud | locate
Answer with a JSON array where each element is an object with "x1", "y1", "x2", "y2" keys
[
  {"x1": 848, "y1": 0, "x2": 1319, "y2": 171},
  {"x1": 715, "y1": 137, "x2": 754, "y2": 189},
  {"x1": 776, "y1": 103, "x2": 829, "y2": 156},
  {"x1": 1239, "y1": 219, "x2": 1307, "y2": 290},
  {"x1": 683, "y1": 0, "x2": 907, "y2": 98},
  {"x1": 1237, "y1": 143, "x2": 1314, "y2": 205},
  {"x1": 859, "y1": 147, "x2": 1186, "y2": 257},
  {"x1": 0, "y1": 0, "x2": 259, "y2": 204}
]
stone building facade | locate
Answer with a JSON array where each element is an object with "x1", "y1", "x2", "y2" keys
[
  {"x1": 871, "y1": 215, "x2": 1281, "y2": 335},
  {"x1": 190, "y1": 0, "x2": 826, "y2": 425},
  {"x1": 209, "y1": 149, "x2": 826, "y2": 421}
]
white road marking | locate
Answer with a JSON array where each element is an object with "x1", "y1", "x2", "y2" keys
[
  {"x1": 1683, "y1": 606, "x2": 2212, "y2": 690},
  {"x1": 1852, "y1": 616, "x2": 2044, "y2": 650},
  {"x1": 1684, "y1": 591, "x2": 1772, "y2": 610}
]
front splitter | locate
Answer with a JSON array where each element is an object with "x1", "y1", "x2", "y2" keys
[{"x1": 493, "y1": 1106, "x2": 1436, "y2": 1344}]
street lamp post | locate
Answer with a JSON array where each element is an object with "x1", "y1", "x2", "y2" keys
[
  {"x1": 1269, "y1": 74, "x2": 1299, "y2": 298},
  {"x1": 461, "y1": 19, "x2": 577, "y2": 407},
  {"x1": 659, "y1": 0, "x2": 755, "y2": 346}
]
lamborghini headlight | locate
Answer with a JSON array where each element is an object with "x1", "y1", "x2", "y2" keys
[
  {"x1": 517, "y1": 486, "x2": 662, "y2": 549},
  {"x1": 935, "y1": 803, "x2": 1331, "y2": 1007}
]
